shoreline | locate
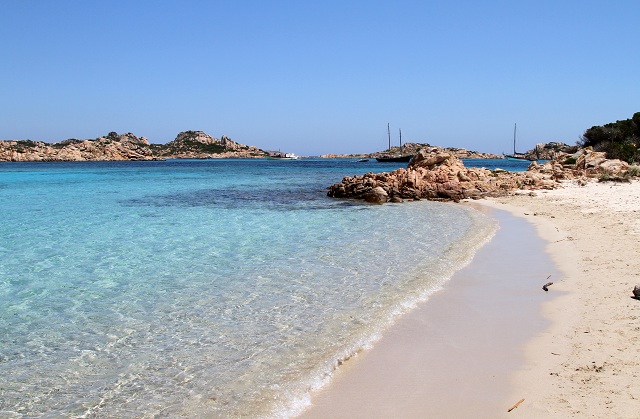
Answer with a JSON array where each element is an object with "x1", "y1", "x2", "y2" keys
[
  {"x1": 299, "y1": 204, "x2": 561, "y2": 418},
  {"x1": 299, "y1": 180, "x2": 640, "y2": 418}
]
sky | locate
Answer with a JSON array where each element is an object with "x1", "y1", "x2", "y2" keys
[{"x1": 1, "y1": 1, "x2": 639, "y2": 156}]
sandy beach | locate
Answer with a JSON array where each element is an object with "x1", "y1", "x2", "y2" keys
[
  {"x1": 487, "y1": 180, "x2": 640, "y2": 418},
  {"x1": 300, "y1": 179, "x2": 640, "y2": 418}
]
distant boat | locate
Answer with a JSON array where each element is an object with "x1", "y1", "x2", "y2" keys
[
  {"x1": 268, "y1": 152, "x2": 299, "y2": 160},
  {"x1": 503, "y1": 123, "x2": 533, "y2": 161},
  {"x1": 356, "y1": 158, "x2": 369, "y2": 162},
  {"x1": 504, "y1": 155, "x2": 531, "y2": 161},
  {"x1": 375, "y1": 155, "x2": 413, "y2": 162},
  {"x1": 376, "y1": 124, "x2": 414, "y2": 163}
]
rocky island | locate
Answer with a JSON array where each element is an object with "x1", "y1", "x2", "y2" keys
[
  {"x1": 0, "y1": 131, "x2": 268, "y2": 162},
  {"x1": 321, "y1": 141, "x2": 577, "y2": 161},
  {"x1": 320, "y1": 142, "x2": 503, "y2": 160}
]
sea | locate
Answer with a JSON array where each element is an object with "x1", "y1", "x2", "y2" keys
[{"x1": 0, "y1": 158, "x2": 525, "y2": 418}]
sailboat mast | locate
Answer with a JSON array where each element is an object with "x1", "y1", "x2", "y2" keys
[
  {"x1": 399, "y1": 128, "x2": 402, "y2": 153},
  {"x1": 387, "y1": 123, "x2": 391, "y2": 152},
  {"x1": 513, "y1": 123, "x2": 517, "y2": 154}
]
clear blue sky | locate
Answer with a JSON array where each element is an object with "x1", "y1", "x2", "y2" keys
[{"x1": 1, "y1": 1, "x2": 638, "y2": 156}]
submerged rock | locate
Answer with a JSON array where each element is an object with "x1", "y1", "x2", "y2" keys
[{"x1": 364, "y1": 186, "x2": 388, "y2": 204}]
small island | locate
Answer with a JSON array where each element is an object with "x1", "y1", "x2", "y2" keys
[{"x1": 0, "y1": 130, "x2": 269, "y2": 162}]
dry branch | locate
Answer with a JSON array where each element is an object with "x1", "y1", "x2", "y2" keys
[{"x1": 507, "y1": 398, "x2": 525, "y2": 412}]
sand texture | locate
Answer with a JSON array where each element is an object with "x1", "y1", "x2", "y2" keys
[{"x1": 486, "y1": 180, "x2": 640, "y2": 418}]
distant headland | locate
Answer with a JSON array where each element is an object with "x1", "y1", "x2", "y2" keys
[{"x1": 0, "y1": 131, "x2": 268, "y2": 162}]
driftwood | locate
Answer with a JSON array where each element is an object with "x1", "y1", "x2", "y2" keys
[
  {"x1": 507, "y1": 398, "x2": 525, "y2": 412},
  {"x1": 542, "y1": 275, "x2": 553, "y2": 292}
]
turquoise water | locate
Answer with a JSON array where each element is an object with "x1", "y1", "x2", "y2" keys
[{"x1": 0, "y1": 159, "x2": 497, "y2": 418}]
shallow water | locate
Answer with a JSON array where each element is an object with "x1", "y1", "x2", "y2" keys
[{"x1": 0, "y1": 159, "x2": 496, "y2": 417}]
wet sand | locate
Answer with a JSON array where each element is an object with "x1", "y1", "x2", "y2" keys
[{"x1": 300, "y1": 206, "x2": 561, "y2": 418}]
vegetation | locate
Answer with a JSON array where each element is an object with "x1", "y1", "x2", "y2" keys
[
  {"x1": 578, "y1": 112, "x2": 640, "y2": 163},
  {"x1": 52, "y1": 139, "x2": 83, "y2": 149},
  {"x1": 167, "y1": 139, "x2": 228, "y2": 154},
  {"x1": 598, "y1": 165, "x2": 640, "y2": 182},
  {"x1": 627, "y1": 165, "x2": 640, "y2": 177},
  {"x1": 106, "y1": 131, "x2": 120, "y2": 141},
  {"x1": 598, "y1": 173, "x2": 631, "y2": 183},
  {"x1": 148, "y1": 144, "x2": 165, "y2": 152},
  {"x1": 12, "y1": 140, "x2": 39, "y2": 153}
]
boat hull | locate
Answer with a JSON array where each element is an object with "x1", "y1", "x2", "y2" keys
[
  {"x1": 375, "y1": 155, "x2": 413, "y2": 162},
  {"x1": 504, "y1": 154, "x2": 534, "y2": 161}
]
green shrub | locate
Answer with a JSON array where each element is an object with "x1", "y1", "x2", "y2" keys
[
  {"x1": 626, "y1": 165, "x2": 640, "y2": 177},
  {"x1": 106, "y1": 131, "x2": 120, "y2": 141},
  {"x1": 598, "y1": 173, "x2": 630, "y2": 183},
  {"x1": 579, "y1": 112, "x2": 640, "y2": 163}
]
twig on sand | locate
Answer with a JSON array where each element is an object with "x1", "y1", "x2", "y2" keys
[
  {"x1": 507, "y1": 398, "x2": 525, "y2": 412},
  {"x1": 543, "y1": 275, "x2": 553, "y2": 291}
]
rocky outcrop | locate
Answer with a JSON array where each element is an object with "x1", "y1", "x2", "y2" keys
[
  {"x1": 525, "y1": 142, "x2": 577, "y2": 161},
  {"x1": 327, "y1": 146, "x2": 638, "y2": 204},
  {"x1": 0, "y1": 131, "x2": 268, "y2": 162},
  {"x1": 321, "y1": 143, "x2": 502, "y2": 160},
  {"x1": 375, "y1": 143, "x2": 503, "y2": 159},
  {"x1": 328, "y1": 147, "x2": 554, "y2": 203},
  {"x1": 440, "y1": 147, "x2": 503, "y2": 159},
  {"x1": 159, "y1": 131, "x2": 267, "y2": 159},
  {"x1": 544, "y1": 147, "x2": 632, "y2": 178},
  {"x1": 0, "y1": 132, "x2": 155, "y2": 162}
]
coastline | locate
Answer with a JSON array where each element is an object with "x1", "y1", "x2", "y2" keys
[
  {"x1": 299, "y1": 204, "x2": 560, "y2": 418},
  {"x1": 299, "y1": 179, "x2": 640, "y2": 418}
]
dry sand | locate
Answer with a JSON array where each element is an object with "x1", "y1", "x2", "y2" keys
[
  {"x1": 486, "y1": 180, "x2": 640, "y2": 418},
  {"x1": 299, "y1": 179, "x2": 640, "y2": 418}
]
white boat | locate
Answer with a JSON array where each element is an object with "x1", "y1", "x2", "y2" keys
[{"x1": 269, "y1": 152, "x2": 299, "y2": 160}]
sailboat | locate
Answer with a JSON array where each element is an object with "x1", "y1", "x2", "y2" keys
[
  {"x1": 503, "y1": 123, "x2": 531, "y2": 161},
  {"x1": 375, "y1": 124, "x2": 414, "y2": 162}
]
